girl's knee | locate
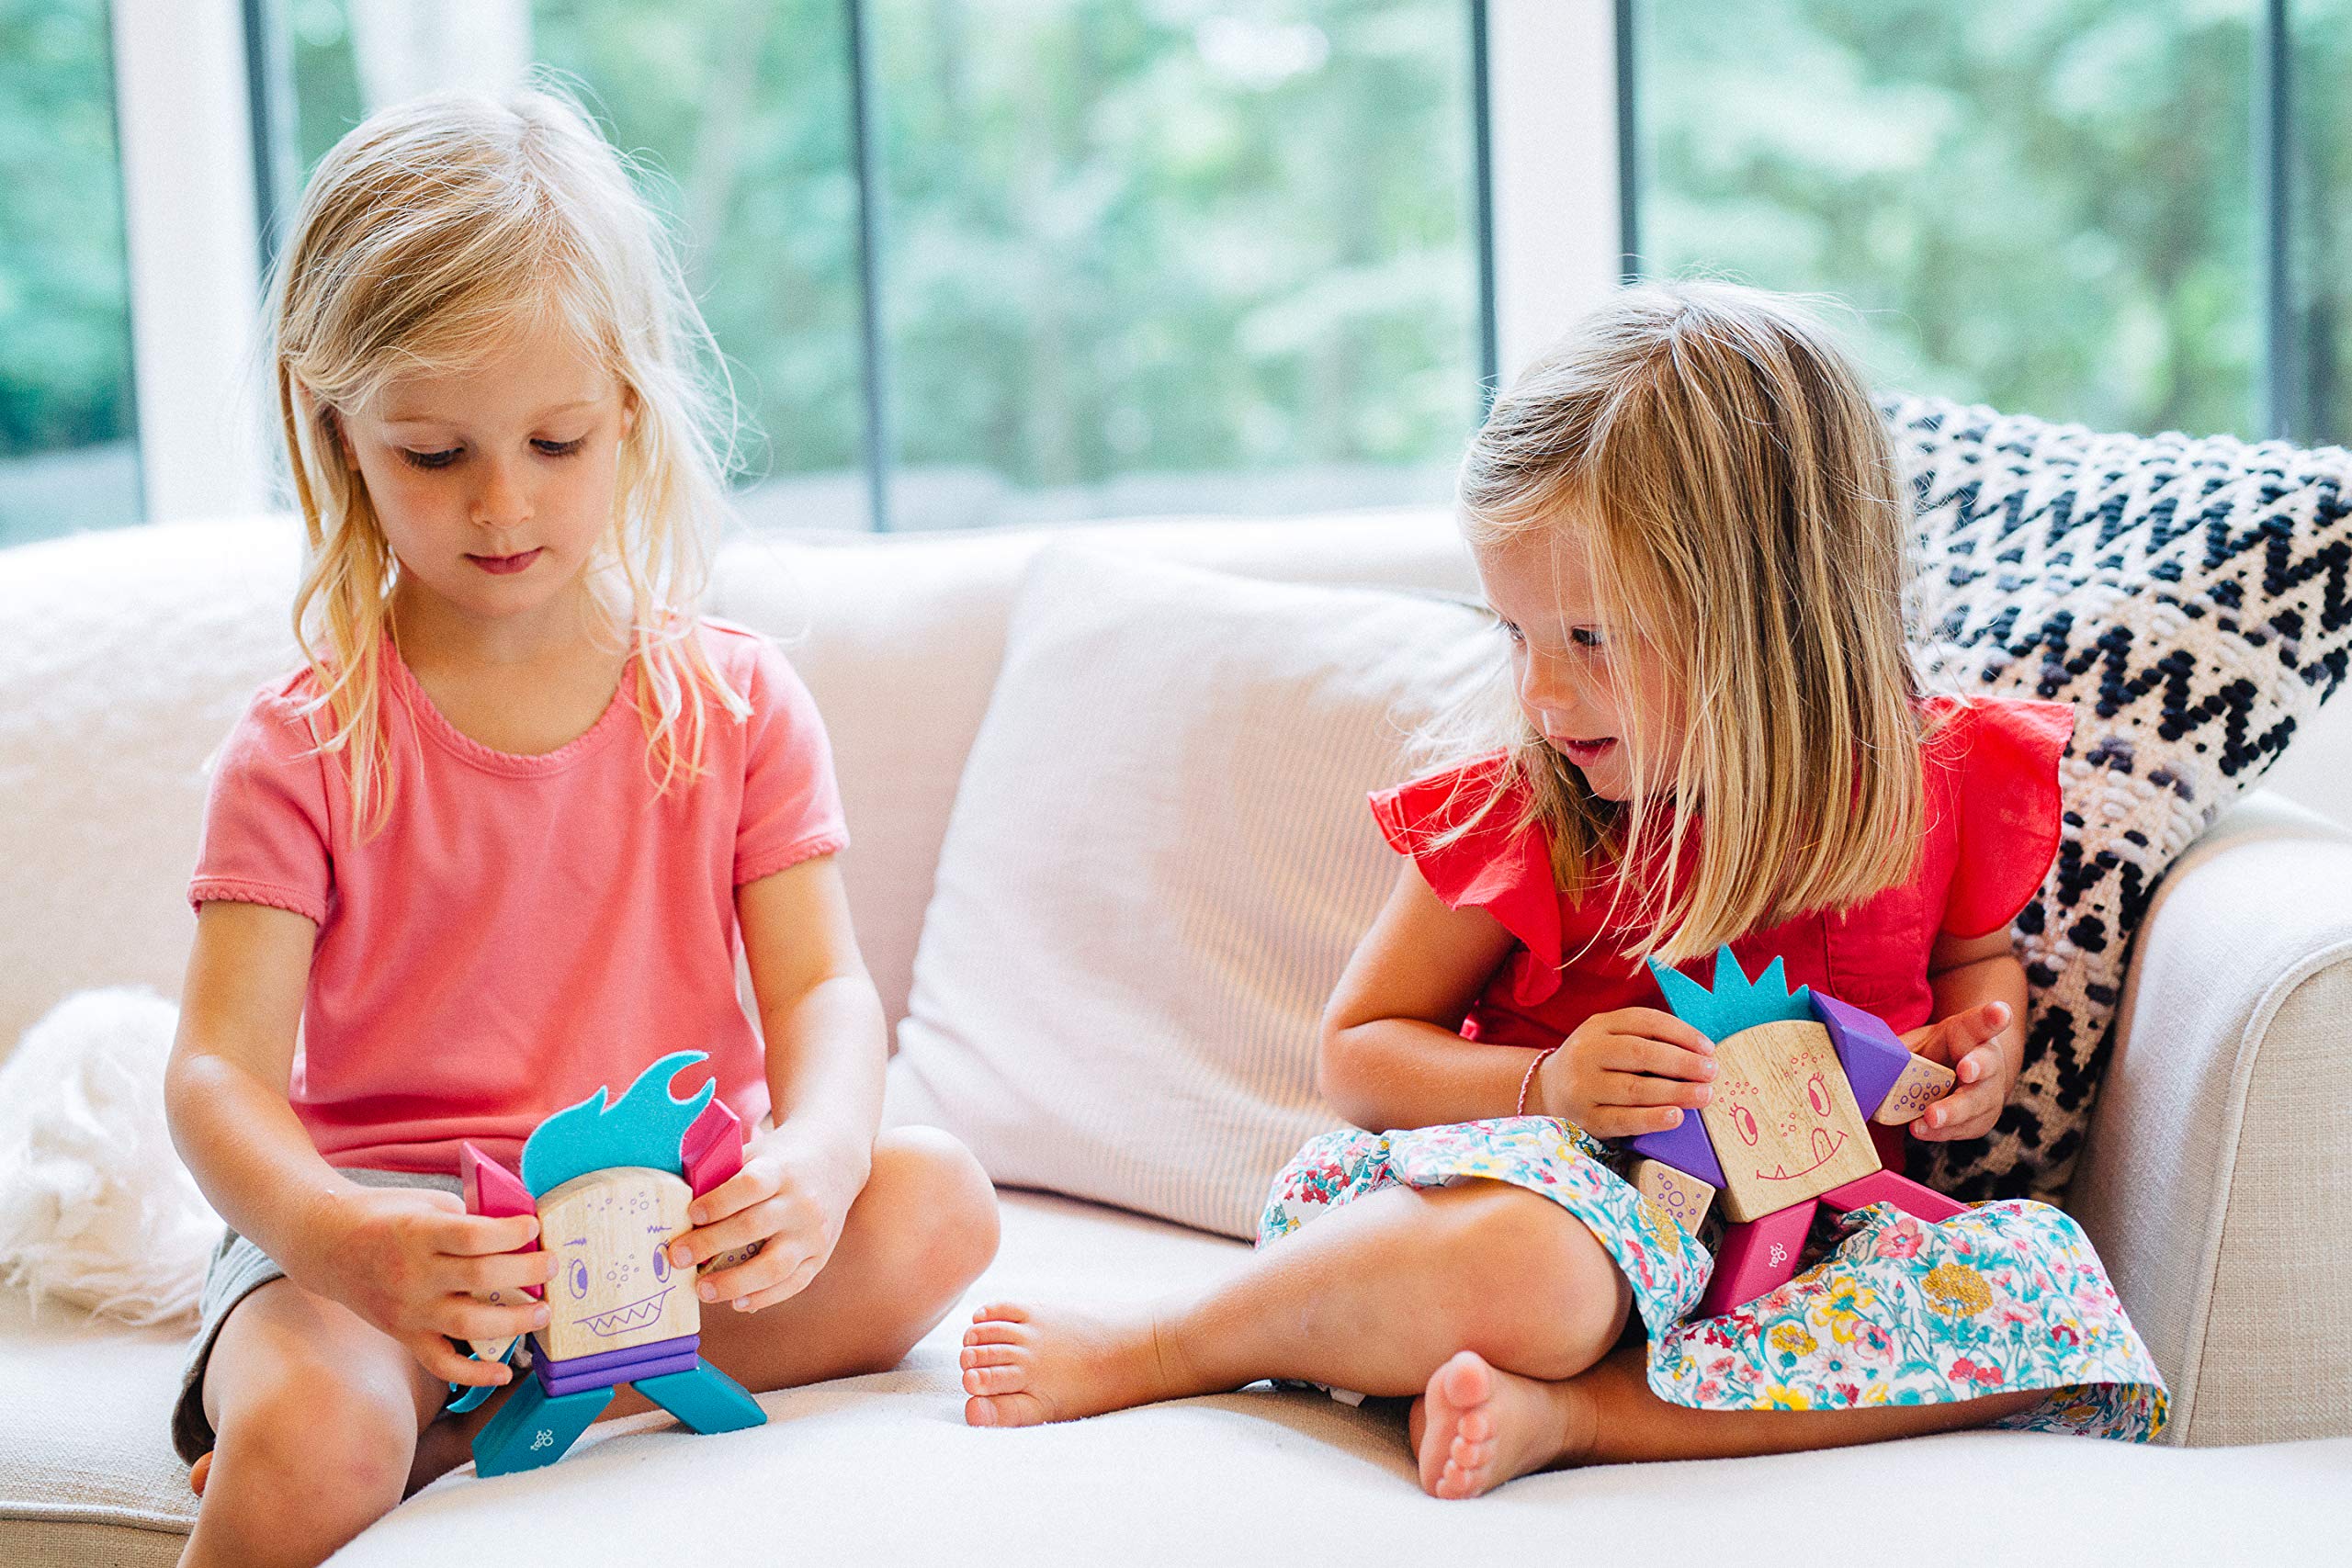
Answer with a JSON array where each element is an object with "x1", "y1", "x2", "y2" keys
[
  {"x1": 865, "y1": 1124, "x2": 1001, "y2": 1302},
  {"x1": 213, "y1": 1361, "x2": 419, "y2": 1507},
  {"x1": 1432, "y1": 1183, "x2": 1631, "y2": 1378}
]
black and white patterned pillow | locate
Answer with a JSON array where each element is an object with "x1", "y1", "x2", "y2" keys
[{"x1": 1885, "y1": 392, "x2": 2352, "y2": 1202}]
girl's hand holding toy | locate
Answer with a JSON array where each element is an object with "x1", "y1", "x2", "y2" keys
[
  {"x1": 1533, "y1": 1006, "x2": 1719, "y2": 1140},
  {"x1": 297, "y1": 1184, "x2": 553, "y2": 1388},
  {"x1": 1532, "y1": 996, "x2": 2015, "y2": 1145},
  {"x1": 1898, "y1": 998, "x2": 2016, "y2": 1142},
  {"x1": 671, "y1": 1124, "x2": 869, "y2": 1314}
]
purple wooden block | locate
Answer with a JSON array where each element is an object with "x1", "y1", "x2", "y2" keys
[
  {"x1": 538, "y1": 1334, "x2": 699, "y2": 1381},
  {"x1": 1812, "y1": 992, "x2": 1914, "y2": 1121},
  {"x1": 537, "y1": 1347, "x2": 703, "y2": 1399},
  {"x1": 1623, "y1": 1108, "x2": 1725, "y2": 1190}
]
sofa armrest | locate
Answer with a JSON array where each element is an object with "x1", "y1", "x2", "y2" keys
[{"x1": 2069, "y1": 789, "x2": 2352, "y2": 1447}]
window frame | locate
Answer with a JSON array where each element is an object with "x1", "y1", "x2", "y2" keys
[{"x1": 110, "y1": 0, "x2": 273, "y2": 525}]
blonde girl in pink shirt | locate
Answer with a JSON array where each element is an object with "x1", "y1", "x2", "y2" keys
[{"x1": 164, "y1": 86, "x2": 998, "y2": 1567}]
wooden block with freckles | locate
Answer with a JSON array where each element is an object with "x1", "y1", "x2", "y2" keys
[
  {"x1": 1699, "y1": 1019, "x2": 1883, "y2": 1222},
  {"x1": 532, "y1": 1166, "x2": 699, "y2": 1364},
  {"x1": 1631, "y1": 1156, "x2": 1716, "y2": 1232},
  {"x1": 1870, "y1": 1052, "x2": 1959, "y2": 1126}
]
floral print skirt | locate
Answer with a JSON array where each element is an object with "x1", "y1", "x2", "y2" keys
[{"x1": 1258, "y1": 1115, "x2": 2166, "y2": 1440}]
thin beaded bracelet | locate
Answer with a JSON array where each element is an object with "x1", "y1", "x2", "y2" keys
[{"x1": 1514, "y1": 1043, "x2": 1562, "y2": 1117}]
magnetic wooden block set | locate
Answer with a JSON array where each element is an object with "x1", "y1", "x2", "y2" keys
[
  {"x1": 452, "y1": 1051, "x2": 768, "y2": 1476},
  {"x1": 1623, "y1": 946, "x2": 1965, "y2": 1316}
]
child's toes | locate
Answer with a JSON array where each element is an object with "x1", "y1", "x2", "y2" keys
[
  {"x1": 965, "y1": 1391, "x2": 1052, "y2": 1428},
  {"x1": 961, "y1": 1362, "x2": 1031, "y2": 1395},
  {"x1": 969, "y1": 1302, "x2": 1030, "y2": 1325},
  {"x1": 958, "y1": 1343, "x2": 1023, "y2": 1371},
  {"x1": 961, "y1": 1318, "x2": 1029, "y2": 1348}
]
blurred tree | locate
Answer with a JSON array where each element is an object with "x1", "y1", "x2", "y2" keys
[
  {"x1": 873, "y1": 0, "x2": 1481, "y2": 512},
  {"x1": 0, "y1": 0, "x2": 133, "y2": 458},
  {"x1": 1641, "y1": 0, "x2": 2259, "y2": 441}
]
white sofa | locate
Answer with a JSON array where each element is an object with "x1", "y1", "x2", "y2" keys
[{"x1": 3, "y1": 509, "x2": 2350, "y2": 1565}]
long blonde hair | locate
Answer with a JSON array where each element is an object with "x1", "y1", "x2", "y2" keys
[
  {"x1": 1442, "y1": 280, "x2": 1930, "y2": 965},
  {"x1": 267, "y1": 79, "x2": 748, "y2": 837}
]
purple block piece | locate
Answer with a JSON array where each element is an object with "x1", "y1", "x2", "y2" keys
[
  {"x1": 1623, "y1": 1107, "x2": 1725, "y2": 1190},
  {"x1": 1811, "y1": 992, "x2": 1915, "y2": 1121},
  {"x1": 537, "y1": 1347, "x2": 703, "y2": 1399},
  {"x1": 537, "y1": 1334, "x2": 699, "y2": 1381}
]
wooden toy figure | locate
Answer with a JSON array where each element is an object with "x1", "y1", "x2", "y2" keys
[
  {"x1": 1622, "y1": 946, "x2": 1970, "y2": 1317},
  {"x1": 451, "y1": 1051, "x2": 769, "y2": 1476}
]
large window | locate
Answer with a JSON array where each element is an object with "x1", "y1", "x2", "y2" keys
[
  {"x1": 266, "y1": 0, "x2": 1486, "y2": 532},
  {"x1": 1632, "y1": 0, "x2": 2335, "y2": 447},
  {"x1": 27, "y1": 5, "x2": 2352, "y2": 545},
  {"x1": 0, "y1": 0, "x2": 141, "y2": 547}
]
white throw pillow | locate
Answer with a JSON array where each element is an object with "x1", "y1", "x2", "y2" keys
[{"x1": 885, "y1": 546, "x2": 1496, "y2": 1238}]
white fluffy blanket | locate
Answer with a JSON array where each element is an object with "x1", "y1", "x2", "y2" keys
[{"x1": 0, "y1": 989, "x2": 219, "y2": 1325}]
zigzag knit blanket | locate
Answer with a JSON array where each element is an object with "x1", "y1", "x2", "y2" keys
[{"x1": 1887, "y1": 393, "x2": 2352, "y2": 1201}]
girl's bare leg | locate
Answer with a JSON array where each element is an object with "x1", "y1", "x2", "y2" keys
[
  {"x1": 1412, "y1": 1342, "x2": 2046, "y2": 1498},
  {"x1": 178, "y1": 1280, "x2": 450, "y2": 1568},
  {"x1": 960, "y1": 1179, "x2": 1631, "y2": 1427}
]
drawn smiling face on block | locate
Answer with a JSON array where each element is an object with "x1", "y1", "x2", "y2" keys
[
  {"x1": 1699, "y1": 1019, "x2": 1882, "y2": 1222},
  {"x1": 533, "y1": 1167, "x2": 698, "y2": 1362}
]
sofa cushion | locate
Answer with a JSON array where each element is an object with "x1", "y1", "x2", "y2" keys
[
  {"x1": 884, "y1": 547, "x2": 1493, "y2": 1237},
  {"x1": 1890, "y1": 396, "x2": 2352, "y2": 1202},
  {"x1": 708, "y1": 509, "x2": 1473, "y2": 1032},
  {"x1": 0, "y1": 1292, "x2": 195, "y2": 1558}
]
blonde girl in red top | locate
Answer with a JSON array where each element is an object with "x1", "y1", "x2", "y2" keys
[
  {"x1": 165, "y1": 87, "x2": 997, "y2": 1566},
  {"x1": 956, "y1": 283, "x2": 2163, "y2": 1495}
]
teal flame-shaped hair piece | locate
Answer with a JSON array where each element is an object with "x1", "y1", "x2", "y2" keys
[
  {"x1": 519, "y1": 1051, "x2": 716, "y2": 1198},
  {"x1": 1645, "y1": 944, "x2": 1814, "y2": 1042}
]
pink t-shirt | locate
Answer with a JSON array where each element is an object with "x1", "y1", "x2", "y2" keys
[{"x1": 187, "y1": 618, "x2": 848, "y2": 1175}]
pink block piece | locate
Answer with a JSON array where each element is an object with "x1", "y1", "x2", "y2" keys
[
  {"x1": 459, "y1": 1141, "x2": 542, "y2": 1300},
  {"x1": 1817, "y1": 1169, "x2": 1970, "y2": 1224},
  {"x1": 1696, "y1": 1200, "x2": 1818, "y2": 1318},
  {"x1": 680, "y1": 1099, "x2": 744, "y2": 1197},
  {"x1": 460, "y1": 1141, "x2": 534, "y2": 1217}
]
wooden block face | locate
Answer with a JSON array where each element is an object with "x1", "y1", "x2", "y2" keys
[
  {"x1": 1870, "y1": 1052, "x2": 1959, "y2": 1126},
  {"x1": 1632, "y1": 1157, "x2": 1715, "y2": 1232},
  {"x1": 1700, "y1": 1020, "x2": 1882, "y2": 1221},
  {"x1": 534, "y1": 1168, "x2": 698, "y2": 1363}
]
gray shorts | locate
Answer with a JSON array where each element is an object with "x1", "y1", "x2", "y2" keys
[{"x1": 171, "y1": 1169, "x2": 466, "y2": 1464}]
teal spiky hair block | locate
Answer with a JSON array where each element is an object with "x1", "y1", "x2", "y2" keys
[
  {"x1": 520, "y1": 1051, "x2": 716, "y2": 1198},
  {"x1": 1645, "y1": 945, "x2": 1814, "y2": 1042}
]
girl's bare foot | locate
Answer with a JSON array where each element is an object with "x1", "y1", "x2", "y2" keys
[
  {"x1": 1408, "y1": 1349, "x2": 1596, "y2": 1499},
  {"x1": 959, "y1": 1302, "x2": 1187, "y2": 1427},
  {"x1": 187, "y1": 1452, "x2": 211, "y2": 1497}
]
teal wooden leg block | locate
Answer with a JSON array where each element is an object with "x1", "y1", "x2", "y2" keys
[
  {"x1": 472, "y1": 1378, "x2": 616, "y2": 1477},
  {"x1": 633, "y1": 1361, "x2": 765, "y2": 1434}
]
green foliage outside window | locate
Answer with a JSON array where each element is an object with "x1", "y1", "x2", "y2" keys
[{"x1": 1641, "y1": 0, "x2": 2257, "y2": 440}]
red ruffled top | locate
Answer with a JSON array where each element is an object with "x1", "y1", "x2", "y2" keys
[{"x1": 1368, "y1": 695, "x2": 2075, "y2": 1044}]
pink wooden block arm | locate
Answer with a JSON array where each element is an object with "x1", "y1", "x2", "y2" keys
[
  {"x1": 459, "y1": 1141, "x2": 541, "y2": 1300},
  {"x1": 680, "y1": 1098, "x2": 745, "y2": 1197}
]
